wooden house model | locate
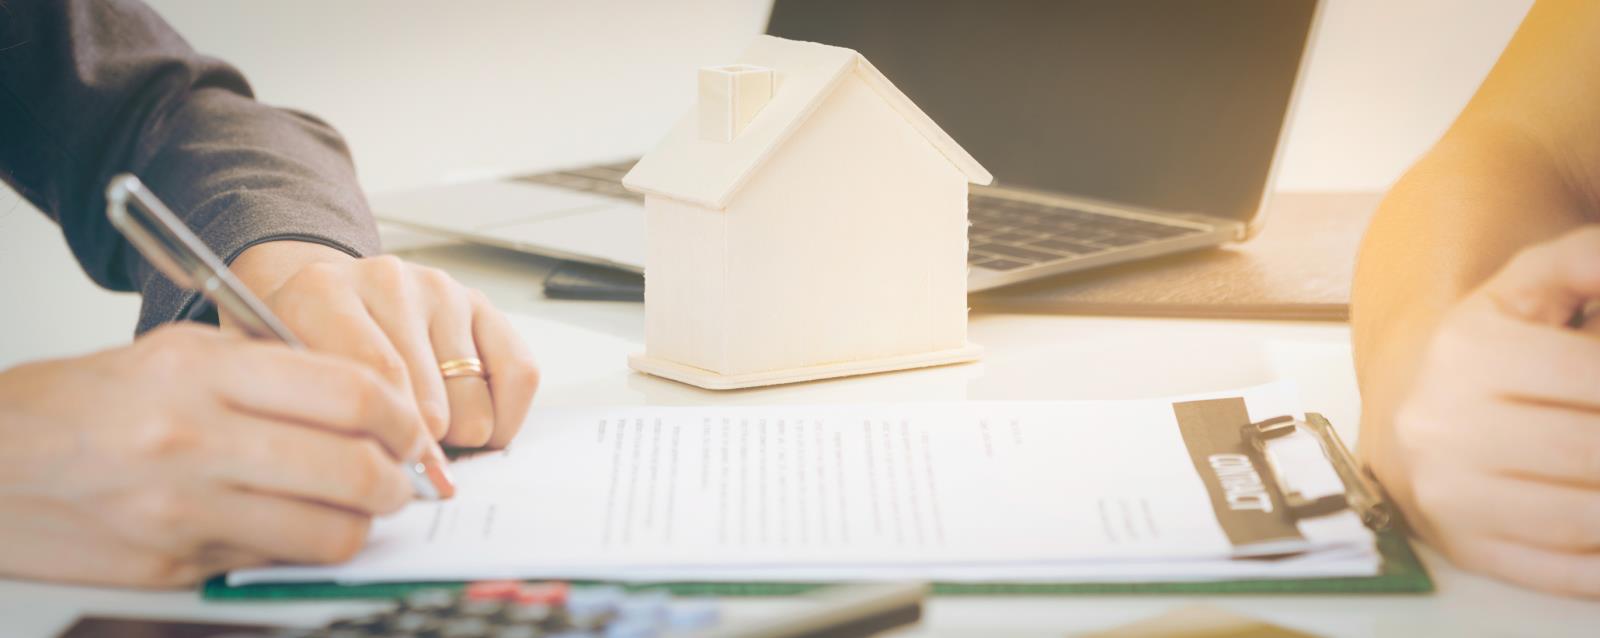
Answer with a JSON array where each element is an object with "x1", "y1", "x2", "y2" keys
[{"x1": 622, "y1": 35, "x2": 993, "y2": 390}]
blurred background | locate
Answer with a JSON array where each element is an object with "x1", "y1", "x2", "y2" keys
[{"x1": 0, "y1": 0, "x2": 1534, "y2": 362}]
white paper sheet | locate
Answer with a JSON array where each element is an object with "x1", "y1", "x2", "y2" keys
[{"x1": 231, "y1": 383, "x2": 1377, "y2": 585}]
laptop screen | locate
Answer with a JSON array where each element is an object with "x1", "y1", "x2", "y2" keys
[{"x1": 766, "y1": 0, "x2": 1318, "y2": 224}]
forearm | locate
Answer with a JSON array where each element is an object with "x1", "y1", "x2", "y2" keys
[
  {"x1": 131, "y1": 88, "x2": 380, "y2": 333},
  {"x1": 1350, "y1": 122, "x2": 1590, "y2": 498},
  {"x1": 0, "y1": 0, "x2": 378, "y2": 334},
  {"x1": 1354, "y1": 0, "x2": 1600, "y2": 488}
]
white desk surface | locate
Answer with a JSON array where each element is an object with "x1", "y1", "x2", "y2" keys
[{"x1": 3, "y1": 229, "x2": 1599, "y2": 637}]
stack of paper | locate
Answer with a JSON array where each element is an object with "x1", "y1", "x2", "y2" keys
[{"x1": 231, "y1": 383, "x2": 1378, "y2": 586}]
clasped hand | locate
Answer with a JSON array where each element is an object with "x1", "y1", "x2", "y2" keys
[{"x1": 1383, "y1": 227, "x2": 1600, "y2": 597}]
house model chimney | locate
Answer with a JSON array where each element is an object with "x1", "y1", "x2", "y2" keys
[{"x1": 698, "y1": 64, "x2": 773, "y2": 143}]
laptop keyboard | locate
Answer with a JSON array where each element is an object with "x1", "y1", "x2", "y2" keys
[
  {"x1": 514, "y1": 161, "x2": 643, "y2": 203},
  {"x1": 966, "y1": 196, "x2": 1202, "y2": 271},
  {"x1": 514, "y1": 161, "x2": 1205, "y2": 272}
]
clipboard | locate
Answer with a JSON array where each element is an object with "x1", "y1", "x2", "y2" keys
[{"x1": 203, "y1": 399, "x2": 1432, "y2": 600}]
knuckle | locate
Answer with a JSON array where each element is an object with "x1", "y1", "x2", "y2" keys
[
  {"x1": 337, "y1": 366, "x2": 393, "y2": 426},
  {"x1": 343, "y1": 442, "x2": 397, "y2": 507},
  {"x1": 418, "y1": 265, "x2": 458, "y2": 292},
  {"x1": 354, "y1": 370, "x2": 402, "y2": 423},
  {"x1": 506, "y1": 352, "x2": 541, "y2": 391},
  {"x1": 381, "y1": 357, "x2": 409, "y2": 385},
  {"x1": 371, "y1": 254, "x2": 406, "y2": 270},
  {"x1": 492, "y1": 354, "x2": 541, "y2": 400},
  {"x1": 129, "y1": 418, "x2": 201, "y2": 459},
  {"x1": 365, "y1": 254, "x2": 408, "y2": 284},
  {"x1": 138, "y1": 347, "x2": 187, "y2": 383},
  {"x1": 359, "y1": 347, "x2": 409, "y2": 385},
  {"x1": 134, "y1": 329, "x2": 207, "y2": 379},
  {"x1": 130, "y1": 489, "x2": 188, "y2": 537}
]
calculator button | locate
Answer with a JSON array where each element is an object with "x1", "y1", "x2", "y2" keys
[
  {"x1": 309, "y1": 581, "x2": 729, "y2": 638},
  {"x1": 465, "y1": 580, "x2": 522, "y2": 601},
  {"x1": 567, "y1": 586, "x2": 625, "y2": 617},
  {"x1": 455, "y1": 598, "x2": 505, "y2": 617},
  {"x1": 515, "y1": 581, "x2": 570, "y2": 606},
  {"x1": 440, "y1": 616, "x2": 492, "y2": 638},
  {"x1": 390, "y1": 611, "x2": 438, "y2": 633},
  {"x1": 602, "y1": 618, "x2": 659, "y2": 638},
  {"x1": 403, "y1": 588, "x2": 455, "y2": 610},
  {"x1": 503, "y1": 602, "x2": 554, "y2": 625},
  {"x1": 666, "y1": 600, "x2": 720, "y2": 630},
  {"x1": 617, "y1": 590, "x2": 670, "y2": 623},
  {"x1": 328, "y1": 613, "x2": 387, "y2": 630}
]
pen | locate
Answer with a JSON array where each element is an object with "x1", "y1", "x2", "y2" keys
[{"x1": 105, "y1": 173, "x2": 455, "y2": 501}]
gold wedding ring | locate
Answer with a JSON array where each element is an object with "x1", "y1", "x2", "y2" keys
[{"x1": 439, "y1": 357, "x2": 487, "y2": 380}]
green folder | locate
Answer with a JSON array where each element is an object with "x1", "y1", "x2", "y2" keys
[
  {"x1": 204, "y1": 406, "x2": 1432, "y2": 600},
  {"x1": 201, "y1": 525, "x2": 1430, "y2": 600}
]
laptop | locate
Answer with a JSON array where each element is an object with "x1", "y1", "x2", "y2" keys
[{"x1": 374, "y1": 0, "x2": 1322, "y2": 293}]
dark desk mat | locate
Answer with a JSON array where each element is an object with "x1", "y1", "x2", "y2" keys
[{"x1": 971, "y1": 192, "x2": 1382, "y2": 321}]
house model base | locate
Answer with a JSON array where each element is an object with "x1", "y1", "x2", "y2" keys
[{"x1": 628, "y1": 343, "x2": 983, "y2": 391}]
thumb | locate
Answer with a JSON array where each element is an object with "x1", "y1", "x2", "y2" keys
[{"x1": 1478, "y1": 226, "x2": 1600, "y2": 326}]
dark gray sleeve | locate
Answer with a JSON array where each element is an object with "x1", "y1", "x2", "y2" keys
[{"x1": 0, "y1": 0, "x2": 380, "y2": 334}]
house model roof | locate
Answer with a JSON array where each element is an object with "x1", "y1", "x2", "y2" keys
[{"x1": 622, "y1": 35, "x2": 994, "y2": 210}]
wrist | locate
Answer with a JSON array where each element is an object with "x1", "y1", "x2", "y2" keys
[
  {"x1": 225, "y1": 241, "x2": 356, "y2": 332},
  {"x1": 230, "y1": 241, "x2": 356, "y2": 300}
]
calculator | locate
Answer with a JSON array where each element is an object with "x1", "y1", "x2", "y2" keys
[{"x1": 55, "y1": 581, "x2": 926, "y2": 638}]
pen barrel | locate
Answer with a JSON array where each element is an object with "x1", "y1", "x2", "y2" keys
[{"x1": 202, "y1": 275, "x2": 306, "y2": 348}]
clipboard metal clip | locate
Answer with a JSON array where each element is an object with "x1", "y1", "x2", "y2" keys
[{"x1": 1242, "y1": 414, "x2": 1394, "y2": 531}]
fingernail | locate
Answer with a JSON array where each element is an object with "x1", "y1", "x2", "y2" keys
[{"x1": 421, "y1": 439, "x2": 456, "y2": 500}]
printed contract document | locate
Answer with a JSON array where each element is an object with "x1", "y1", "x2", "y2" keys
[{"x1": 232, "y1": 384, "x2": 1378, "y2": 585}]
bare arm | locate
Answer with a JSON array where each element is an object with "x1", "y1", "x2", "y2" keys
[
  {"x1": 0, "y1": 0, "x2": 381, "y2": 333},
  {"x1": 1354, "y1": 0, "x2": 1600, "y2": 505},
  {"x1": 1351, "y1": 0, "x2": 1600, "y2": 594}
]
